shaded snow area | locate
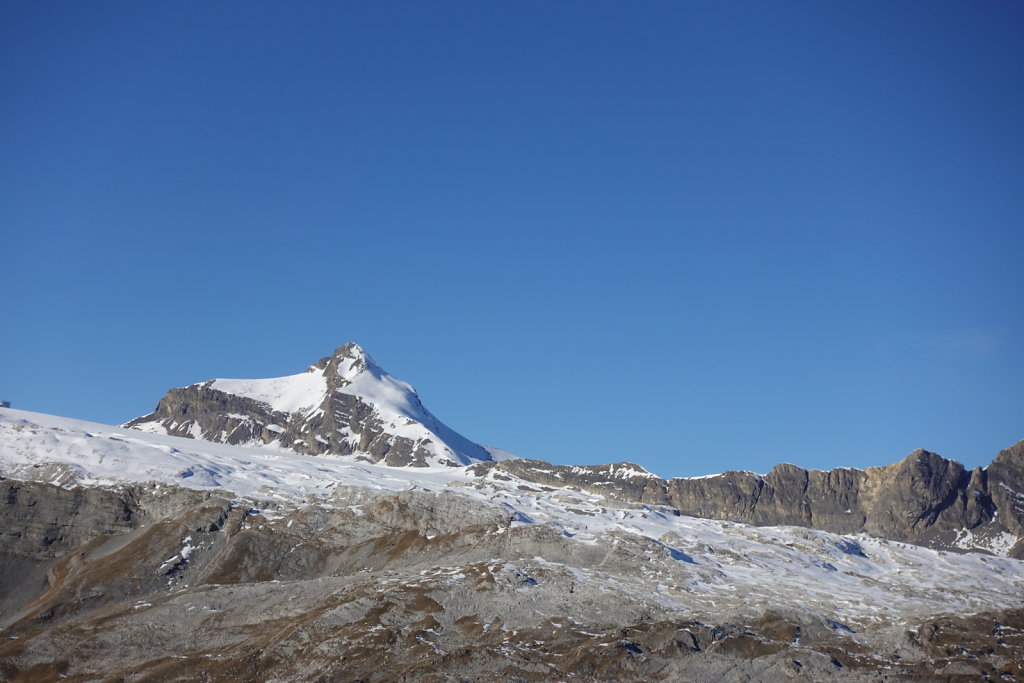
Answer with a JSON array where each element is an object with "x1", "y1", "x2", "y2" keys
[
  {"x1": 2, "y1": 407, "x2": 1023, "y2": 628},
  {"x1": 951, "y1": 527, "x2": 1019, "y2": 556}
]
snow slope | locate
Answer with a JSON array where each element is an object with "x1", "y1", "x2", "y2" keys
[
  {"x1": 3, "y1": 406, "x2": 1024, "y2": 629},
  {"x1": 209, "y1": 371, "x2": 328, "y2": 417}
]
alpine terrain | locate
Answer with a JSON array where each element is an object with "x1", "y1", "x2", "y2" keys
[{"x1": 1, "y1": 343, "x2": 1022, "y2": 681}]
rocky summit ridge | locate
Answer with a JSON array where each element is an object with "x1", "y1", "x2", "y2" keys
[{"x1": 126, "y1": 343, "x2": 493, "y2": 467}]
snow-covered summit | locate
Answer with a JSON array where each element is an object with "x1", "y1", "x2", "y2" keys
[
  {"x1": 326, "y1": 342, "x2": 433, "y2": 426},
  {"x1": 125, "y1": 343, "x2": 503, "y2": 468}
]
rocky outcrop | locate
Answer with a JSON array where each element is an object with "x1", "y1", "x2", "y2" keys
[
  {"x1": 987, "y1": 441, "x2": 1024, "y2": 538},
  {"x1": 479, "y1": 443, "x2": 1024, "y2": 558},
  {"x1": 125, "y1": 343, "x2": 493, "y2": 467}
]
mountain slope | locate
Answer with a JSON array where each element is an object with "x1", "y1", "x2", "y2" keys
[
  {"x1": 125, "y1": 343, "x2": 494, "y2": 467},
  {"x1": 1, "y1": 407, "x2": 1023, "y2": 680}
]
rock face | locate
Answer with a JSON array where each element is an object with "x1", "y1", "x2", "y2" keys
[
  {"x1": 480, "y1": 444, "x2": 1024, "y2": 558},
  {"x1": 125, "y1": 343, "x2": 493, "y2": 467},
  {"x1": 0, "y1": 481, "x2": 137, "y2": 620}
]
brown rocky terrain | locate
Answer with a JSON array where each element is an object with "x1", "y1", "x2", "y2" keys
[{"x1": 2, "y1": 478, "x2": 1022, "y2": 682}]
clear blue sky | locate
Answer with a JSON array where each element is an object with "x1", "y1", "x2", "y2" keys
[{"x1": 2, "y1": 2, "x2": 1021, "y2": 477}]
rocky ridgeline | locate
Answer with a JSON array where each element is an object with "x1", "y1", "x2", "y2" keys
[{"x1": 476, "y1": 442, "x2": 1024, "y2": 558}]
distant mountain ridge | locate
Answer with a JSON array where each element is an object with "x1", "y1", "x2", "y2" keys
[
  {"x1": 125, "y1": 343, "x2": 495, "y2": 467},
  {"x1": 475, "y1": 444, "x2": 1024, "y2": 558}
]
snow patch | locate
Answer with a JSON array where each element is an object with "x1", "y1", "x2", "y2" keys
[{"x1": 210, "y1": 368, "x2": 327, "y2": 416}]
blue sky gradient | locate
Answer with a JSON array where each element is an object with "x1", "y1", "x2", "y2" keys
[{"x1": 3, "y1": 2, "x2": 1022, "y2": 477}]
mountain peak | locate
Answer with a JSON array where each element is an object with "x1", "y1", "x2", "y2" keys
[
  {"x1": 125, "y1": 343, "x2": 498, "y2": 467},
  {"x1": 330, "y1": 342, "x2": 378, "y2": 385},
  {"x1": 310, "y1": 342, "x2": 372, "y2": 374},
  {"x1": 334, "y1": 341, "x2": 369, "y2": 362}
]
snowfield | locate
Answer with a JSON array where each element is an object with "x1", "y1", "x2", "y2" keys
[{"x1": 2, "y1": 406, "x2": 1023, "y2": 628}]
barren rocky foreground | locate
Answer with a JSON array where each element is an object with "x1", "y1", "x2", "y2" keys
[{"x1": 1, "y1": 478, "x2": 1023, "y2": 682}]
